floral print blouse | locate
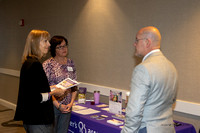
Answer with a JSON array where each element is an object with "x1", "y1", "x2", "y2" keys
[{"x1": 43, "y1": 57, "x2": 77, "y2": 105}]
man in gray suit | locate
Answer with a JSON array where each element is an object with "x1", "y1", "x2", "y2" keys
[{"x1": 121, "y1": 26, "x2": 178, "y2": 133}]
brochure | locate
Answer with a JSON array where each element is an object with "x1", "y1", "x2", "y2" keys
[
  {"x1": 109, "y1": 90, "x2": 122, "y2": 114},
  {"x1": 73, "y1": 108, "x2": 100, "y2": 115},
  {"x1": 112, "y1": 114, "x2": 125, "y2": 120},
  {"x1": 78, "y1": 87, "x2": 87, "y2": 104},
  {"x1": 107, "y1": 119, "x2": 124, "y2": 126},
  {"x1": 72, "y1": 105, "x2": 87, "y2": 111},
  {"x1": 55, "y1": 78, "x2": 80, "y2": 90}
]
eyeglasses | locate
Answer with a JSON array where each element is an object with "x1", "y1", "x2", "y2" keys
[
  {"x1": 56, "y1": 44, "x2": 67, "y2": 50},
  {"x1": 135, "y1": 38, "x2": 147, "y2": 43}
]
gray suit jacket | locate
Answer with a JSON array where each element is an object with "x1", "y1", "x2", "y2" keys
[{"x1": 121, "y1": 51, "x2": 178, "y2": 133}]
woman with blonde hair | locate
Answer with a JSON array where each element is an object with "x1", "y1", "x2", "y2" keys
[{"x1": 14, "y1": 30, "x2": 65, "y2": 133}]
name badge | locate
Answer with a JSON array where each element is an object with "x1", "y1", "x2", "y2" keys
[{"x1": 67, "y1": 67, "x2": 73, "y2": 71}]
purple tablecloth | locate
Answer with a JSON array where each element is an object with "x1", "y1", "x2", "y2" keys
[
  {"x1": 174, "y1": 120, "x2": 196, "y2": 133},
  {"x1": 68, "y1": 102, "x2": 196, "y2": 133}
]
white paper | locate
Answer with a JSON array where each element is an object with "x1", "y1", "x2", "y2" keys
[
  {"x1": 109, "y1": 90, "x2": 122, "y2": 114},
  {"x1": 72, "y1": 105, "x2": 87, "y2": 111},
  {"x1": 73, "y1": 108, "x2": 100, "y2": 115},
  {"x1": 101, "y1": 107, "x2": 109, "y2": 111},
  {"x1": 107, "y1": 119, "x2": 124, "y2": 126},
  {"x1": 96, "y1": 104, "x2": 108, "y2": 108}
]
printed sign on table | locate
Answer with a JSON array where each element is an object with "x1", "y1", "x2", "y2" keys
[{"x1": 109, "y1": 90, "x2": 122, "y2": 114}]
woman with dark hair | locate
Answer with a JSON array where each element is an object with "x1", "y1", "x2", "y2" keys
[
  {"x1": 43, "y1": 35, "x2": 77, "y2": 133},
  {"x1": 14, "y1": 30, "x2": 65, "y2": 133}
]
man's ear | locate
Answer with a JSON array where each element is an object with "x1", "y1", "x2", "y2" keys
[{"x1": 145, "y1": 38, "x2": 151, "y2": 48}]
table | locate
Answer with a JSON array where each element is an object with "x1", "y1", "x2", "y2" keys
[
  {"x1": 174, "y1": 120, "x2": 196, "y2": 133},
  {"x1": 68, "y1": 102, "x2": 196, "y2": 133}
]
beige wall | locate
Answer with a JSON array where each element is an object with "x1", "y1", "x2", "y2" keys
[
  {"x1": 1, "y1": 0, "x2": 200, "y2": 103},
  {"x1": 0, "y1": 74, "x2": 19, "y2": 104},
  {"x1": 0, "y1": 0, "x2": 200, "y2": 132}
]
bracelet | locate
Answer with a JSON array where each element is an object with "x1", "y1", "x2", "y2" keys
[{"x1": 58, "y1": 104, "x2": 62, "y2": 110}]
